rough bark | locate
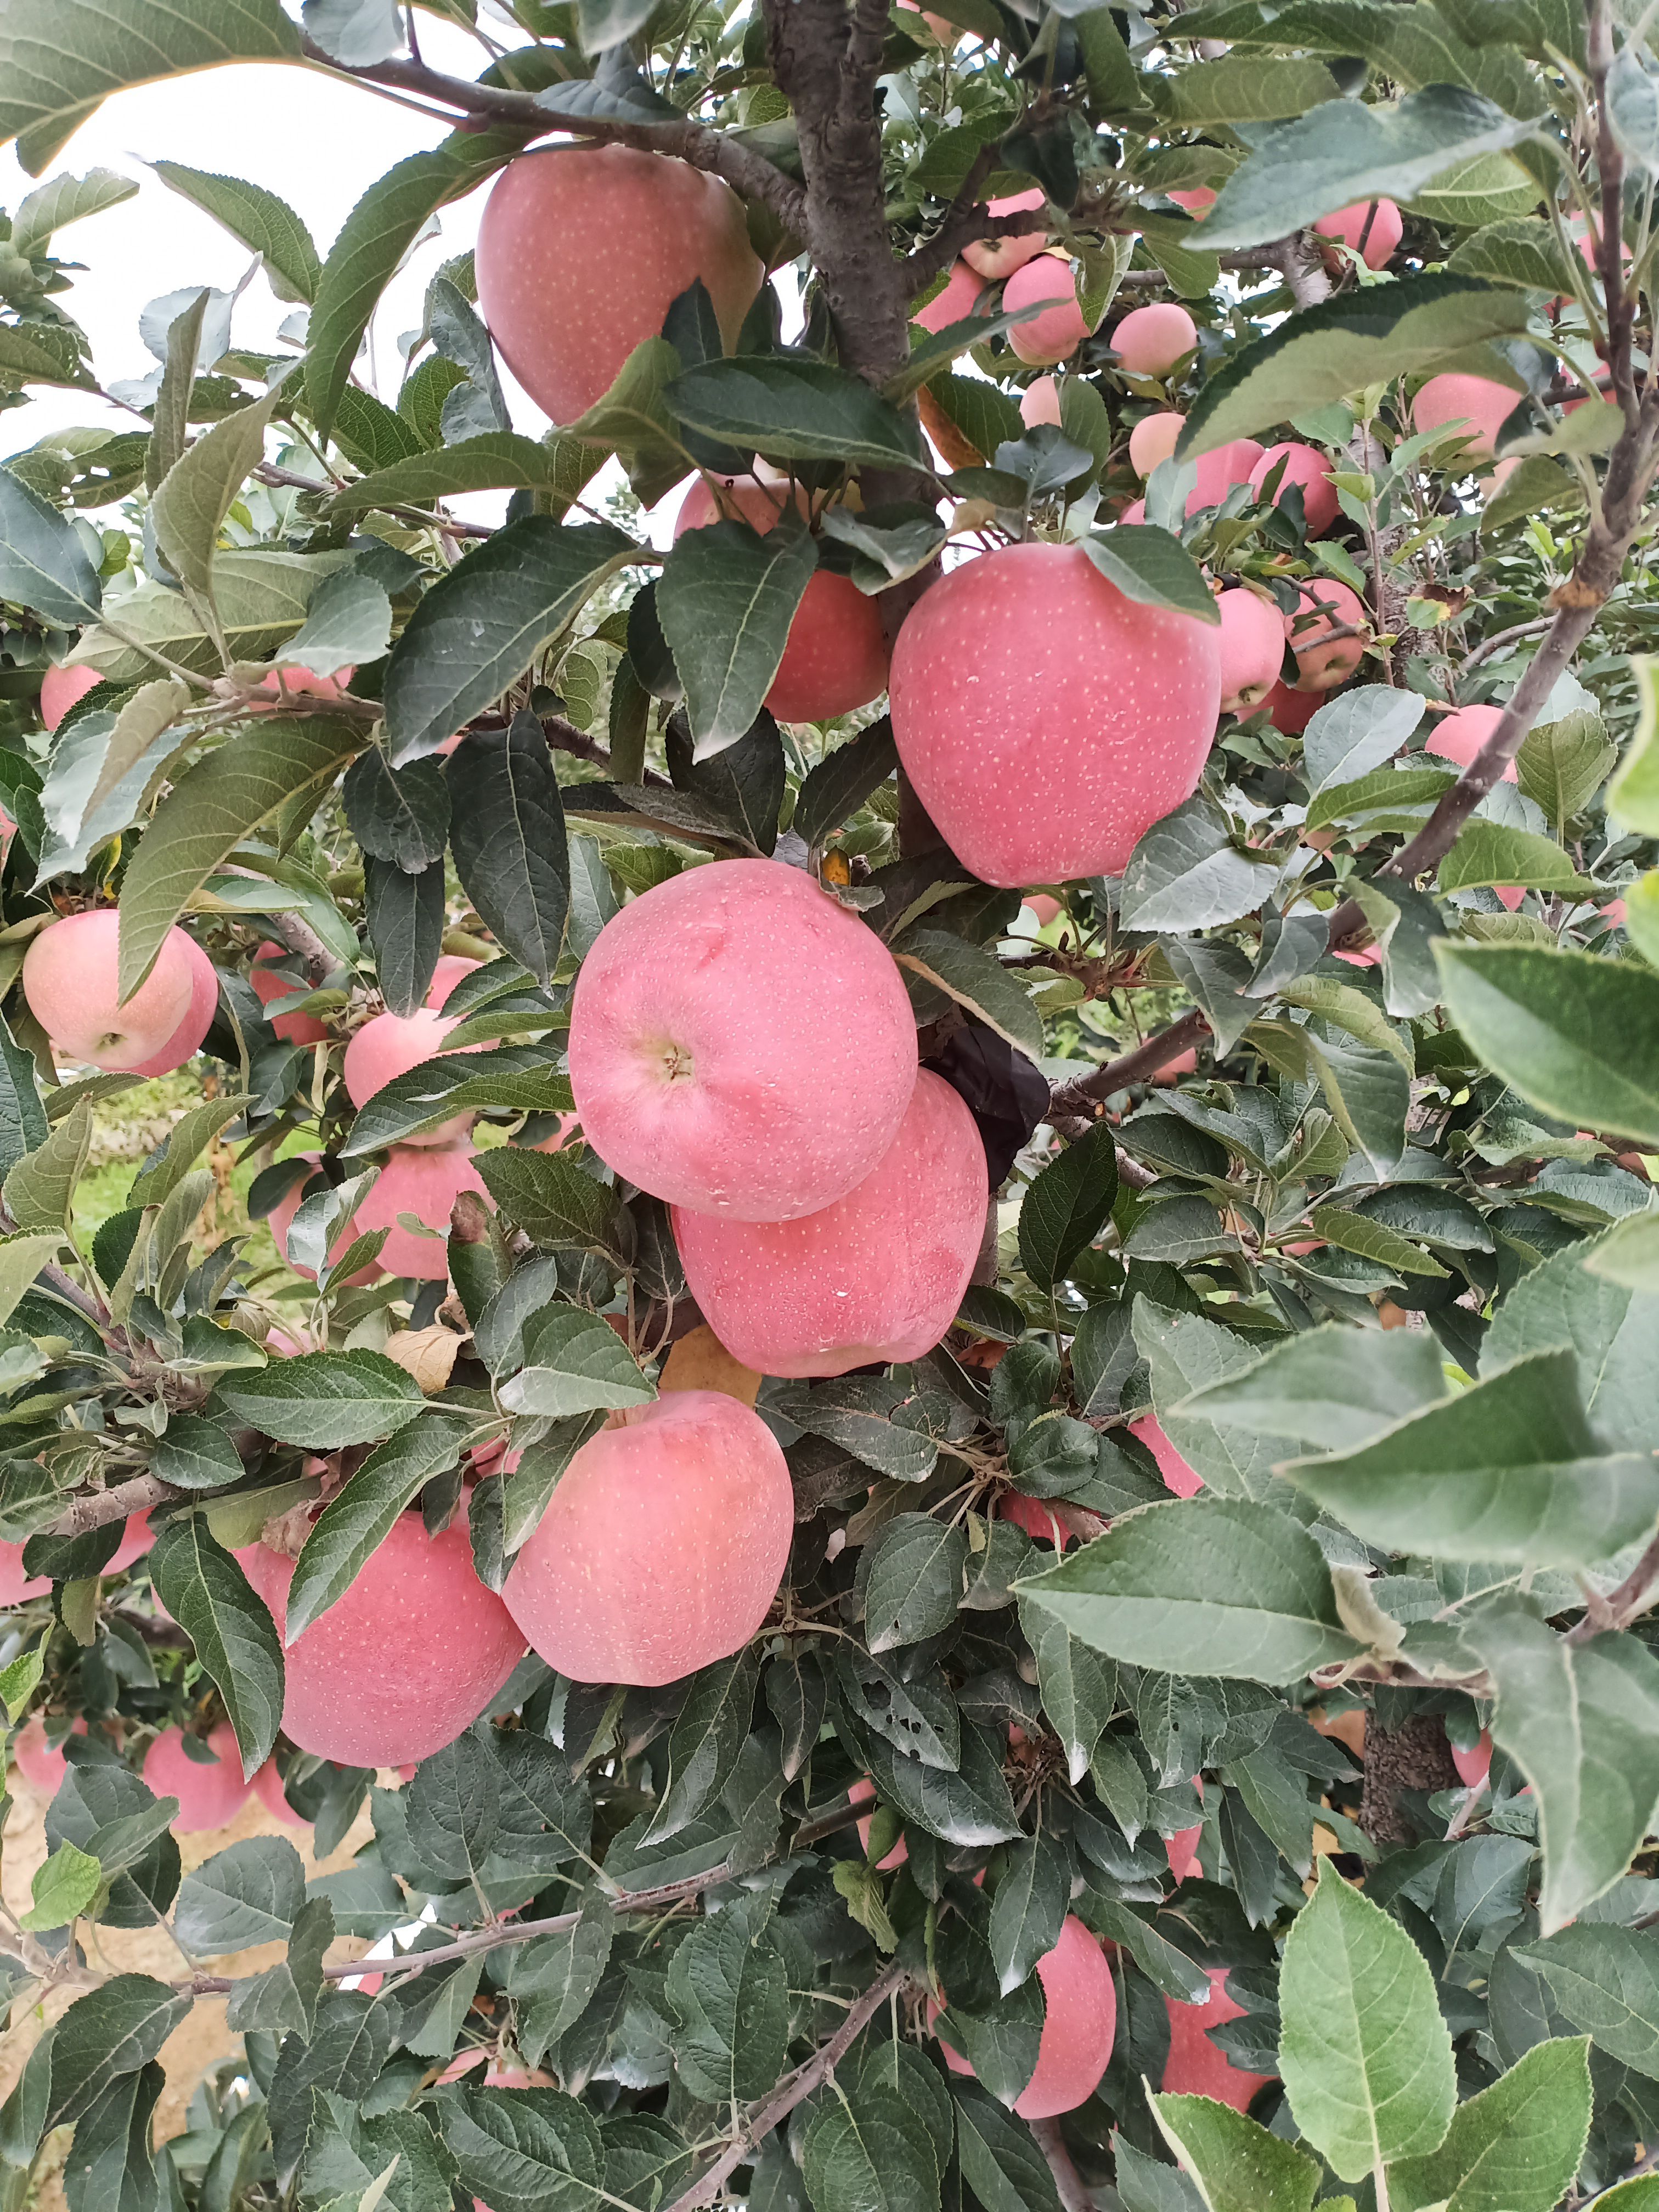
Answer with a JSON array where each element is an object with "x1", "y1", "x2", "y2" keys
[{"x1": 1359, "y1": 1712, "x2": 1461, "y2": 1844}]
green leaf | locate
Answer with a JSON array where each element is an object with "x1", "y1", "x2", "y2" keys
[
  {"x1": 216, "y1": 1348, "x2": 426, "y2": 1449},
  {"x1": 1200, "y1": 84, "x2": 1538, "y2": 252},
  {"x1": 1151, "y1": 2096, "x2": 1320, "y2": 2212},
  {"x1": 648, "y1": 1649, "x2": 760, "y2": 1842},
  {"x1": 305, "y1": 129, "x2": 524, "y2": 440},
  {"x1": 20, "y1": 1841, "x2": 101, "y2": 1932},
  {"x1": 382, "y1": 520, "x2": 635, "y2": 766},
  {"x1": 1079, "y1": 526, "x2": 1220, "y2": 623},
  {"x1": 285, "y1": 1415, "x2": 470, "y2": 1639},
  {"x1": 563, "y1": 337, "x2": 690, "y2": 505},
  {"x1": 1387, "y1": 2035, "x2": 1590, "y2": 2212},
  {"x1": 1302, "y1": 685, "x2": 1426, "y2": 793},
  {"x1": 1019, "y1": 1122, "x2": 1119, "y2": 1289},
  {"x1": 1433, "y1": 943, "x2": 1659, "y2": 1146},
  {"x1": 1487, "y1": 1228, "x2": 1659, "y2": 1453},
  {"x1": 472, "y1": 1148, "x2": 633, "y2": 1264},
  {"x1": 1018, "y1": 1597, "x2": 1115, "y2": 1785},
  {"x1": 1018, "y1": 1498, "x2": 1360, "y2": 1683},
  {"x1": 277, "y1": 567, "x2": 391, "y2": 677},
  {"x1": 862, "y1": 1514, "x2": 967, "y2": 1655},
  {"x1": 892, "y1": 929, "x2": 1043, "y2": 1058},
  {"x1": 3, "y1": 1101, "x2": 92, "y2": 1233},
  {"x1": 10, "y1": 166, "x2": 137, "y2": 253},
  {"x1": 174, "y1": 1835, "x2": 304, "y2": 1951},
  {"x1": 0, "y1": 2, "x2": 300, "y2": 174},
  {"x1": 408, "y1": 1732, "x2": 500, "y2": 1882},
  {"x1": 0, "y1": 466, "x2": 102, "y2": 627},
  {"x1": 116, "y1": 715, "x2": 360, "y2": 998},
  {"x1": 0, "y1": 1642, "x2": 44, "y2": 1723},
  {"x1": 1612, "y1": 657, "x2": 1659, "y2": 835},
  {"x1": 951, "y1": 2084, "x2": 1064, "y2": 2212},
  {"x1": 1306, "y1": 764, "x2": 1455, "y2": 831},
  {"x1": 438, "y1": 2086, "x2": 605, "y2": 2212},
  {"x1": 1150, "y1": 53, "x2": 1339, "y2": 125},
  {"x1": 656, "y1": 512, "x2": 817, "y2": 756},
  {"x1": 1181, "y1": 1323, "x2": 1448, "y2": 1451},
  {"x1": 1461, "y1": 1608, "x2": 1659, "y2": 1933},
  {"x1": 1515, "y1": 1926, "x2": 1659, "y2": 2079},
  {"x1": 1517, "y1": 708, "x2": 1616, "y2": 826},
  {"x1": 331, "y1": 430, "x2": 585, "y2": 516},
  {"x1": 43, "y1": 1977, "x2": 189, "y2": 2132},
  {"x1": 499, "y1": 1305, "x2": 656, "y2": 1418},
  {"x1": 1439, "y1": 820, "x2": 1594, "y2": 895},
  {"x1": 445, "y1": 716, "x2": 570, "y2": 986},
  {"x1": 341, "y1": 1045, "x2": 573, "y2": 1155},
  {"x1": 1132, "y1": 1299, "x2": 1297, "y2": 1500},
  {"x1": 989, "y1": 1833, "x2": 1069, "y2": 1997},
  {"x1": 1118, "y1": 797, "x2": 1278, "y2": 934},
  {"x1": 1279, "y1": 1860, "x2": 1455, "y2": 2182},
  {"x1": 149, "y1": 1516, "x2": 283, "y2": 1775},
  {"x1": 149, "y1": 160, "x2": 318, "y2": 301},
  {"x1": 0, "y1": 322, "x2": 93, "y2": 391},
  {"x1": 132, "y1": 1091, "x2": 249, "y2": 1211},
  {"x1": 342, "y1": 747, "x2": 450, "y2": 873},
  {"x1": 667, "y1": 357, "x2": 929, "y2": 471},
  {"x1": 76, "y1": 548, "x2": 352, "y2": 681},
  {"x1": 1284, "y1": 1346, "x2": 1659, "y2": 1565},
  {"x1": 800, "y1": 2084, "x2": 941, "y2": 2212},
  {"x1": 1307, "y1": 1204, "x2": 1448, "y2": 1279},
  {"x1": 1176, "y1": 277, "x2": 1530, "y2": 460},
  {"x1": 665, "y1": 1900, "x2": 789, "y2": 2104},
  {"x1": 151, "y1": 368, "x2": 296, "y2": 608}
]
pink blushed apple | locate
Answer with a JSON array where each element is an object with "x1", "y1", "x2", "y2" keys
[
  {"x1": 251, "y1": 941, "x2": 330, "y2": 1046},
  {"x1": 1163, "y1": 1966, "x2": 1274, "y2": 2109},
  {"x1": 1217, "y1": 590, "x2": 1286, "y2": 715},
  {"x1": 1131, "y1": 1414, "x2": 1202, "y2": 1497},
  {"x1": 503, "y1": 1390, "x2": 794, "y2": 1686},
  {"x1": 127, "y1": 934, "x2": 218, "y2": 1079},
  {"x1": 1111, "y1": 303, "x2": 1197, "y2": 376},
  {"x1": 1020, "y1": 376, "x2": 1063, "y2": 429},
  {"x1": 40, "y1": 663, "x2": 100, "y2": 731},
  {"x1": 913, "y1": 259, "x2": 986, "y2": 336},
  {"x1": 1249, "y1": 442, "x2": 1340, "y2": 536},
  {"x1": 1412, "y1": 374, "x2": 1522, "y2": 469},
  {"x1": 1314, "y1": 198, "x2": 1403, "y2": 271},
  {"x1": 344, "y1": 1006, "x2": 484, "y2": 1147},
  {"x1": 936, "y1": 1916, "x2": 1117, "y2": 2117},
  {"x1": 567, "y1": 859, "x2": 917, "y2": 1221},
  {"x1": 143, "y1": 1720, "x2": 252, "y2": 1832},
  {"x1": 888, "y1": 540, "x2": 1221, "y2": 886},
  {"x1": 1005, "y1": 254, "x2": 1094, "y2": 367},
  {"x1": 1128, "y1": 411, "x2": 1185, "y2": 477},
  {"x1": 1286, "y1": 579, "x2": 1368, "y2": 692},
  {"x1": 672, "y1": 1069, "x2": 987, "y2": 1377},
  {"x1": 962, "y1": 189, "x2": 1050, "y2": 280},
  {"x1": 1425, "y1": 702, "x2": 1516, "y2": 784},
  {"x1": 22, "y1": 912, "x2": 196, "y2": 1074}
]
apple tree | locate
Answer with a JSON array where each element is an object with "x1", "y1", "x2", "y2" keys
[{"x1": 0, "y1": 0, "x2": 1657, "y2": 2203}]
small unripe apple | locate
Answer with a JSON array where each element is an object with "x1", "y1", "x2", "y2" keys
[
  {"x1": 1286, "y1": 580, "x2": 1367, "y2": 692},
  {"x1": 1128, "y1": 411, "x2": 1185, "y2": 477},
  {"x1": 1005, "y1": 254, "x2": 1093, "y2": 366},
  {"x1": 127, "y1": 934, "x2": 218, "y2": 1079},
  {"x1": 936, "y1": 1916, "x2": 1117, "y2": 2117},
  {"x1": 963, "y1": 189, "x2": 1049, "y2": 281},
  {"x1": 1111, "y1": 303, "x2": 1197, "y2": 376},
  {"x1": 1130, "y1": 1414, "x2": 1202, "y2": 1497},
  {"x1": 1314, "y1": 198, "x2": 1402, "y2": 271},
  {"x1": 476, "y1": 146, "x2": 763, "y2": 426},
  {"x1": 1425, "y1": 702, "x2": 1515, "y2": 784},
  {"x1": 913, "y1": 259, "x2": 986, "y2": 335},
  {"x1": 1249, "y1": 442, "x2": 1339, "y2": 535},
  {"x1": 1412, "y1": 374, "x2": 1521, "y2": 467},
  {"x1": 888, "y1": 540, "x2": 1221, "y2": 886},
  {"x1": 251, "y1": 941, "x2": 330, "y2": 1045},
  {"x1": 1020, "y1": 376, "x2": 1062, "y2": 429},
  {"x1": 672, "y1": 1070, "x2": 986, "y2": 1378},
  {"x1": 674, "y1": 477, "x2": 890, "y2": 721},
  {"x1": 1163, "y1": 1966, "x2": 1274, "y2": 2110},
  {"x1": 239, "y1": 1514, "x2": 526, "y2": 1767},
  {"x1": 12, "y1": 1715, "x2": 86, "y2": 1796},
  {"x1": 1217, "y1": 590, "x2": 1286, "y2": 715},
  {"x1": 22, "y1": 912, "x2": 196, "y2": 1074},
  {"x1": 568, "y1": 859, "x2": 917, "y2": 1221},
  {"x1": 143, "y1": 1720, "x2": 252, "y2": 1832},
  {"x1": 504, "y1": 1390, "x2": 794, "y2": 1686},
  {"x1": 40, "y1": 663, "x2": 100, "y2": 731}
]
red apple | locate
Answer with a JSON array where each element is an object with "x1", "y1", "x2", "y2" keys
[
  {"x1": 40, "y1": 663, "x2": 100, "y2": 731},
  {"x1": 672, "y1": 1070, "x2": 986, "y2": 1378},
  {"x1": 1452, "y1": 1730, "x2": 1492, "y2": 1790},
  {"x1": 476, "y1": 145, "x2": 764, "y2": 426},
  {"x1": 1128, "y1": 411, "x2": 1185, "y2": 477},
  {"x1": 937, "y1": 1916, "x2": 1117, "y2": 2117},
  {"x1": 22, "y1": 912, "x2": 198, "y2": 1074},
  {"x1": 1111, "y1": 303, "x2": 1197, "y2": 376},
  {"x1": 1128, "y1": 438, "x2": 1263, "y2": 520},
  {"x1": 1314, "y1": 198, "x2": 1402, "y2": 271},
  {"x1": 239, "y1": 1514, "x2": 526, "y2": 1768},
  {"x1": 1425, "y1": 702, "x2": 1516, "y2": 785},
  {"x1": 0, "y1": 1542, "x2": 50, "y2": 1609},
  {"x1": 1024, "y1": 894, "x2": 1063, "y2": 928},
  {"x1": 350, "y1": 1144, "x2": 493, "y2": 1280},
  {"x1": 674, "y1": 477, "x2": 890, "y2": 721},
  {"x1": 127, "y1": 934, "x2": 218, "y2": 1079},
  {"x1": 568, "y1": 859, "x2": 917, "y2": 1221},
  {"x1": 997, "y1": 1492, "x2": 1076, "y2": 1550},
  {"x1": 1163, "y1": 1967, "x2": 1274, "y2": 2110},
  {"x1": 1169, "y1": 187, "x2": 1216, "y2": 220},
  {"x1": 1005, "y1": 254, "x2": 1094, "y2": 366},
  {"x1": 143, "y1": 1720, "x2": 252, "y2": 1832},
  {"x1": 1217, "y1": 589, "x2": 1286, "y2": 716},
  {"x1": 1020, "y1": 376, "x2": 1062, "y2": 429},
  {"x1": 426, "y1": 954, "x2": 481, "y2": 1011},
  {"x1": 345, "y1": 1006, "x2": 482, "y2": 1148},
  {"x1": 251, "y1": 941, "x2": 330, "y2": 1045},
  {"x1": 963, "y1": 189, "x2": 1049, "y2": 281},
  {"x1": 252, "y1": 1759, "x2": 312, "y2": 1827},
  {"x1": 1412, "y1": 374, "x2": 1521, "y2": 467},
  {"x1": 850, "y1": 1777, "x2": 909, "y2": 1869},
  {"x1": 12, "y1": 1715, "x2": 86, "y2": 1796},
  {"x1": 1130, "y1": 1415, "x2": 1202, "y2": 1497},
  {"x1": 1249, "y1": 442, "x2": 1339, "y2": 535},
  {"x1": 888, "y1": 540, "x2": 1221, "y2": 886},
  {"x1": 914, "y1": 259, "x2": 986, "y2": 336},
  {"x1": 105, "y1": 1513, "x2": 154, "y2": 1576},
  {"x1": 1286, "y1": 580, "x2": 1367, "y2": 692},
  {"x1": 1261, "y1": 679, "x2": 1321, "y2": 735},
  {"x1": 503, "y1": 1390, "x2": 793, "y2": 1686}
]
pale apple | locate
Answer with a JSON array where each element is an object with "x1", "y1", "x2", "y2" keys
[
  {"x1": 1005, "y1": 254, "x2": 1094, "y2": 366},
  {"x1": 1249, "y1": 442, "x2": 1339, "y2": 536},
  {"x1": 0, "y1": 1541, "x2": 50, "y2": 1609},
  {"x1": 962, "y1": 189, "x2": 1049, "y2": 280},
  {"x1": 12, "y1": 1714, "x2": 86, "y2": 1796},
  {"x1": 1020, "y1": 376, "x2": 1062, "y2": 429},
  {"x1": 850, "y1": 1777, "x2": 908, "y2": 1869},
  {"x1": 345, "y1": 1006, "x2": 483, "y2": 1147},
  {"x1": 1111, "y1": 303, "x2": 1197, "y2": 376},
  {"x1": 503, "y1": 1390, "x2": 794, "y2": 1686},
  {"x1": 1314, "y1": 198, "x2": 1402, "y2": 270},
  {"x1": 1286, "y1": 579, "x2": 1368, "y2": 692},
  {"x1": 22, "y1": 911, "x2": 196, "y2": 1074},
  {"x1": 1128, "y1": 411, "x2": 1185, "y2": 477},
  {"x1": 1217, "y1": 589, "x2": 1286, "y2": 715}
]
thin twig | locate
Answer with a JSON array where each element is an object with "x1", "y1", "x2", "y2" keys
[{"x1": 1046, "y1": 1009, "x2": 1210, "y2": 1120}]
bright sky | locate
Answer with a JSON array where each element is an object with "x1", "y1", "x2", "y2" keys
[{"x1": 0, "y1": 9, "x2": 679, "y2": 535}]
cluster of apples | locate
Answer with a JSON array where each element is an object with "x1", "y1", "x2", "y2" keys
[{"x1": 12, "y1": 1709, "x2": 307, "y2": 1832}]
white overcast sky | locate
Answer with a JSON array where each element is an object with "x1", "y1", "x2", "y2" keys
[{"x1": 0, "y1": 7, "x2": 693, "y2": 537}]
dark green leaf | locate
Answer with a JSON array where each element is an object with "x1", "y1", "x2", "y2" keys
[
  {"x1": 445, "y1": 714, "x2": 571, "y2": 985},
  {"x1": 149, "y1": 1516, "x2": 283, "y2": 1774},
  {"x1": 1019, "y1": 1122, "x2": 1118, "y2": 1289},
  {"x1": 657, "y1": 512, "x2": 817, "y2": 755},
  {"x1": 667, "y1": 357, "x2": 929, "y2": 471},
  {"x1": 285, "y1": 1414, "x2": 469, "y2": 1639},
  {"x1": 216, "y1": 1349, "x2": 426, "y2": 1448}
]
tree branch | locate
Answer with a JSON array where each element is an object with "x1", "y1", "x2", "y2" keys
[
  {"x1": 1029, "y1": 2118, "x2": 1101, "y2": 2212},
  {"x1": 46, "y1": 1474, "x2": 176, "y2": 1538},
  {"x1": 1046, "y1": 1009, "x2": 1210, "y2": 1119},
  {"x1": 298, "y1": 36, "x2": 808, "y2": 238},
  {"x1": 662, "y1": 1960, "x2": 912, "y2": 2212},
  {"x1": 1567, "y1": 1523, "x2": 1659, "y2": 1643}
]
